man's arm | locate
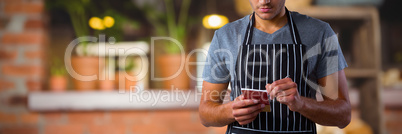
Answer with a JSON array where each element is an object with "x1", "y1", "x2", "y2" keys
[
  {"x1": 267, "y1": 70, "x2": 351, "y2": 128},
  {"x1": 298, "y1": 70, "x2": 351, "y2": 128},
  {"x1": 199, "y1": 81, "x2": 265, "y2": 127},
  {"x1": 199, "y1": 82, "x2": 234, "y2": 127}
]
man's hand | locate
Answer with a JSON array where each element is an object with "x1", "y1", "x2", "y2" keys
[
  {"x1": 263, "y1": 70, "x2": 351, "y2": 128},
  {"x1": 232, "y1": 95, "x2": 265, "y2": 125},
  {"x1": 266, "y1": 77, "x2": 304, "y2": 111}
]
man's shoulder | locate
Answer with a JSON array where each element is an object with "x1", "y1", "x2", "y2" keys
[
  {"x1": 291, "y1": 11, "x2": 335, "y2": 40},
  {"x1": 292, "y1": 12, "x2": 328, "y2": 27},
  {"x1": 215, "y1": 15, "x2": 249, "y2": 36}
]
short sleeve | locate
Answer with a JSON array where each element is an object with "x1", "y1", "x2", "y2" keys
[
  {"x1": 202, "y1": 31, "x2": 231, "y2": 83},
  {"x1": 316, "y1": 24, "x2": 348, "y2": 79}
]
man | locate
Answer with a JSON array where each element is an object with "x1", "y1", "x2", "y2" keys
[{"x1": 199, "y1": 0, "x2": 351, "y2": 133}]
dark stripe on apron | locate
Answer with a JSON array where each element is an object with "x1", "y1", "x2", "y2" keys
[{"x1": 227, "y1": 8, "x2": 317, "y2": 134}]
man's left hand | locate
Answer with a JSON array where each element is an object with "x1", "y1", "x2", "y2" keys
[{"x1": 265, "y1": 77, "x2": 305, "y2": 111}]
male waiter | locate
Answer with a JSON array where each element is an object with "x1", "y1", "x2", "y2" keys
[{"x1": 199, "y1": 0, "x2": 351, "y2": 133}]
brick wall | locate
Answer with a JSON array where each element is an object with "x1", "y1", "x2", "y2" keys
[
  {"x1": 0, "y1": 0, "x2": 46, "y2": 133},
  {"x1": 0, "y1": 110, "x2": 227, "y2": 134},
  {"x1": 0, "y1": 1, "x2": 226, "y2": 134},
  {"x1": 0, "y1": 0, "x2": 46, "y2": 93}
]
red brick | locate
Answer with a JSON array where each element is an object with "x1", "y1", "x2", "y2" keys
[
  {"x1": 2, "y1": 64, "x2": 43, "y2": 77},
  {"x1": 3, "y1": 4, "x2": 24, "y2": 15},
  {"x1": 108, "y1": 111, "x2": 152, "y2": 124},
  {"x1": 26, "y1": 80, "x2": 42, "y2": 91},
  {"x1": 42, "y1": 112, "x2": 63, "y2": 124},
  {"x1": 4, "y1": 3, "x2": 44, "y2": 15},
  {"x1": 0, "y1": 20, "x2": 5, "y2": 30},
  {"x1": 131, "y1": 123, "x2": 170, "y2": 134},
  {"x1": 24, "y1": 2, "x2": 44, "y2": 13},
  {"x1": 20, "y1": 112, "x2": 39, "y2": 124},
  {"x1": 162, "y1": 111, "x2": 208, "y2": 134},
  {"x1": 171, "y1": 122, "x2": 209, "y2": 134},
  {"x1": 88, "y1": 124, "x2": 126, "y2": 134},
  {"x1": 1, "y1": 32, "x2": 44, "y2": 45},
  {"x1": 24, "y1": 50, "x2": 43, "y2": 60},
  {"x1": 68, "y1": 112, "x2": 106, "y2": 124},
  {"x1": 128, "y1": 110, "x2": 207, "y2": 134},
  {"x1": 3, "y1": 0, "x2": 23, "y2": 5},
  {"x1": 0, "y1": 50, "x2": 17, "y2": 60},
  {"x1": 0, "y1": 111, "x2": 17, "y2": 124},
  {"x1": 45, "y1": 124, "x2": 84, "y2": 134},
  {"x1": 0, "y1": 79, "x2": 15, "y2": 91},
  {"x1": 149, "y1": 110, "x2": 193, "y2": 124},
  {"x1": 24, "y1": 19, "x2": 44, "y2": 29},
  {"x1": 0, "y1": 126, "x2": 38, "y2": 134}
]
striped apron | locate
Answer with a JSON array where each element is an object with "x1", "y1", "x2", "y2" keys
[{"x1": 226, "y1": 9, "x2": 317, "y2": 134}]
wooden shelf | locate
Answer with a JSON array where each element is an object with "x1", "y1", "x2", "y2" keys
[
  {"x1": 344, "y1": 68, "x2": 378, "y2": 78},
  {"x1": 293, "y1": 6, "x2": 379, "y2": 20},
  {"x1": 294, "y1": 6, "x2": 383, "y2": 134},
  {"x1": 382, "y1": 88, "x2": 402, "y2": 109},
  {"x1": 349, "y1": 88, "x2": 402, "y2": 109}
]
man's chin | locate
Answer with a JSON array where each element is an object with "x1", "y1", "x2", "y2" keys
[{"x1": 256, "y1": 13, "x2": 274, "y2": 20}]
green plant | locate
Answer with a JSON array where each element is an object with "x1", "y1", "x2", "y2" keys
[
  {"x1": 45, "y1": 0, "x2": 140, "y2": 55},
  {"x1": 141, "y1": 0, "x2": 192, "y2": 54},
  {"x1": 117, "y1": 57, "x2": 136, "y2": 72},
  {"x1": 50, "y1": 57, "x2": 67, "y2": 76},
  {"x1": 88, "y1": 10, "x2": 140, "y2": 43},
  {"x1": 46, "y1": 0, "x2": 91, "y2": 55}
]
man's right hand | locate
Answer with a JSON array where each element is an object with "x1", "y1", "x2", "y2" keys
[{"x1": 232, "y1": 95, "x2": 265, "y2": 125}]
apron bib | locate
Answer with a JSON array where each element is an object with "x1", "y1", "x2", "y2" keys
[{"x1": 227, "y1": 9, "x2": 317, "y2": 134}]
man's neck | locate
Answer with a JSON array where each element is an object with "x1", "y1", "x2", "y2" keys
[{"x1": 254, "y1": 9, "x2": 287, "y2": 34}]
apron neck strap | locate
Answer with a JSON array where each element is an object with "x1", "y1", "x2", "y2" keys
[
  {"x1": 286, "y1": 8, "x2": 302, "y2": 44},
  {"x1": 243, "y1": 7, "x2": 302, "y2": 45}
]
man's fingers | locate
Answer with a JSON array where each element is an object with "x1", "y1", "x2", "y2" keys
[
  {"x1": 270, "y1": 82, "x2": 297, "y2": 100},
  {"x1": 236, "y1": 107, "x2": 263, "y2": 125},
  {"x1": 233, "y1": 103, "x2": 264, "y2": 117},
  {"x1": 265, "y1": 84, "x2": 272, "y2": 92},
  {"x1": 277, "y1": 82, "x2": 297, "y2": 92},
  {"x1": 270, "y1": 87, "x2": 279, "y2": 100},
  {"x1": 239, "y1": 94, "x2": 245, "y2": 100},
  {"x1": 238, "y1": 118, "x2": 257, "y2": 125},
  {"x1": 277, "y1": 95, "x2": 296, "y2": 105},
  {"x1": 234, "y1": 106, "x2": 262, "y2": 122},
  {"x1": 235, "y1": 95, "x2": 244, "y2": 101},
  {"x1": 276, "y1": 87, "x2": 297, "y2": 97},
  {"x1": 232, "y1": 99, "x2": 259, "y2": 109},
  {"x1": 270, "y1": 77, "x2": 293, "y2": 88},
  {"x1": 277, "y1": 96, "x2": 287, "y2": 105}
]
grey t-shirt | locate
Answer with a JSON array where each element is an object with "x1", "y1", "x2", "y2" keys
[{"x1": 202, "y1": 11, "x2": 348, "y2": 85}]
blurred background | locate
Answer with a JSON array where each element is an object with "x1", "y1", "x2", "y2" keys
[{"x1": 0, "y1": 0, "x2": 401, "y2": 134}]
